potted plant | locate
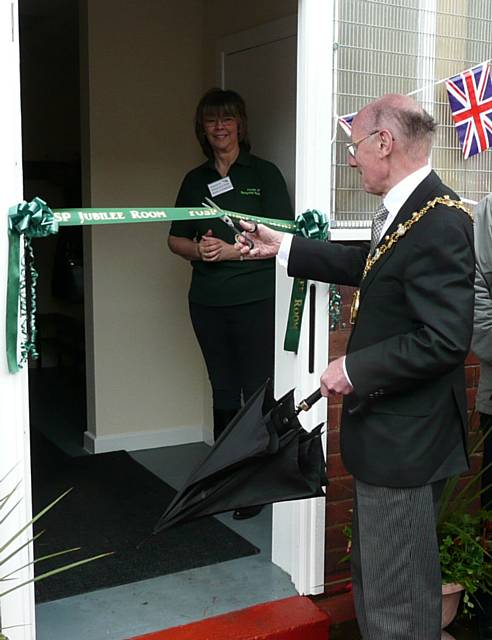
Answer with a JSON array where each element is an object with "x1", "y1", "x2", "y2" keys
[
  {"x1": 437, "y1": 428, "x2": 492, "y2": 624},
  {"x1": 0, "y1": 469, "x2": 111, "y2": 640}
]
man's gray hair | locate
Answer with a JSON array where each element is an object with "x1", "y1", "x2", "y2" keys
[
  {"x1": 383, "y1": 107, "x2": 436, "y2": 139},
  {"x1": 371, "y1": 101, "x2": 436, "y2": 154}
]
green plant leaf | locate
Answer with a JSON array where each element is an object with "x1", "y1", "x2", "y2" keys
[
  {"x1": 0, "y1": 488, "x2": 73, "y2": 556},
  {"x1": 0, "y1": 552, "x2": 113, "y2": 599},
  {"x1": 0, "y1": 531, "x2": 45, "y2": 570},
  {"x1": 1, "y1": 546, "x2": 82, "y2": 581},
  {"x1": 1, "y1": 471, "x2": 112, "y2": 635}
]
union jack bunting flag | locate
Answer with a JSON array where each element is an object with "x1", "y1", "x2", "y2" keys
[
  {"x1": 338, "y1": 112, "x2": 356, "y2": 137},
  {"x1": 445, "y1": 61, "x2": 492, "y2": 159}
]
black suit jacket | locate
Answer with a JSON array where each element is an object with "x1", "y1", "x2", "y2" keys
[{"x1": 288, "y1": 171, "x2": 475, "y2": 487}]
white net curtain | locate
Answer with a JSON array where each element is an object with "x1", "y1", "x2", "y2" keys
[{"x1": 333, "y1": 0, "x2": 492, "y2": 229}]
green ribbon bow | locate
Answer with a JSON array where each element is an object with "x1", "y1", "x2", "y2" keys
[
  {"x1": 283, "y1": 210, "x2": 330, "y2": 353},
  {"x1": 295, "y1": 209, "x2": 329, "y2": 241},
  {"x1": 6, "y1": 197, "x2": 59, "y2": 373}
]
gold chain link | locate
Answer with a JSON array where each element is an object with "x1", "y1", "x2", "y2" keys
[
  {"x1": 350, "y1": 196, "x2": 472, "y2": 324},
  {"x1": 361, "y1": 195, "x2": 472, "y2": 280}
]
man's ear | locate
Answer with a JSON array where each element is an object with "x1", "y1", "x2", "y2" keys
[{"x1": 378, "y1": 129, "x2": 394, "y2": 155}]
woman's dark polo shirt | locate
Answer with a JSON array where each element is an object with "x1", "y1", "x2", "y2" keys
[{"x1": 170, "y1": 151, "x2": 293, "y2": 306}]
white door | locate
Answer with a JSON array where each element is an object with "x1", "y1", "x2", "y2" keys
[
  {"x1": 218, "y1": 15, "x2": 297, "y2": 202},
  {"x1": 0, "y1": 2, "x2": 37, "y2": 638},
  {"x1": 218, "y1": 1, "x2": 335, "y2": 595}
]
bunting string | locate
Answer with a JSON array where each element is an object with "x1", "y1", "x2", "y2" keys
[
  {"x1": 337, "y1": 58, "x2": 492, "y2": 160},
  {"x1": 407, "y1": 58, "x2": 492, "y2": 97}
]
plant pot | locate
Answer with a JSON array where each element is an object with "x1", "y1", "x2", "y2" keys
[{"x1": 441, "y1": 583, "x2": 464, "y2": 639}]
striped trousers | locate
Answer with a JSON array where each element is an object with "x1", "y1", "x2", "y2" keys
[{"x1": 351, "y1": 479, "x2": 445, "y2": 640}]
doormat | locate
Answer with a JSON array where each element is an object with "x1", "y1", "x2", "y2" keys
[{"x1": 31, "y1": 432, "x2": 259, "y2": 602}]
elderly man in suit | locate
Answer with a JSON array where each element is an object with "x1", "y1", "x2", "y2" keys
[{"x1": 236, "y1": 93, "x2": 475, "y2": 640}]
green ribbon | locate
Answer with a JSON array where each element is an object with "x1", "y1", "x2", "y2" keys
[
  {"x1": 52, "y1": 206, "x2": 298, "y2": 232},
  {"x1": 6, "y1": 198, "x2": 59, "y2": 373},
  {"x1": 6, "y1": 198, "x2": 332, "y2": 373},
  {"x1": 283, "y1": 210, "x2": 330, "y2": 353}
]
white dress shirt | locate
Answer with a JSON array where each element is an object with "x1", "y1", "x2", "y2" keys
[{"x1": 378, "y1": 164, "x2": 432, "y2": 242}]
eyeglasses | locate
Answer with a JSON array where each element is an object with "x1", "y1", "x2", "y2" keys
[
  {"x1": 346, "y1": 130, "x2": 380, "y2": 157},
  {"x1": 203, "y1": 116, "x2": 237, "y2": 129}
]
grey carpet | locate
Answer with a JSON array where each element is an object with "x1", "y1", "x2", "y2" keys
[{"x1": 31, "y1": 432, "x2": 259, "y2": 602}]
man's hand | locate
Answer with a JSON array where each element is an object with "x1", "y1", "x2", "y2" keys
[
  {"x1": 234, "y1": 220, "x2": 284, "y2": 259},
  {"x1": 320, "y1": 356, "x2": 354, "y2": 396}
]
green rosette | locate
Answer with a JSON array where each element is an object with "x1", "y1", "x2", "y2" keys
[
  {"x1": 6, "y1": 197, "x2": 59, "y2": 373},
  {"x1": 283, "y1": 210, "x2": 329, "y2": 353}
]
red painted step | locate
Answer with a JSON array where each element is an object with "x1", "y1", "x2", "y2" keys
[
  {"x1": 127, "y1": 596, "x2": 330, "y2": 640},
  {"x1": 313, "y1": 591, "x2": 355, "y2": 626}
]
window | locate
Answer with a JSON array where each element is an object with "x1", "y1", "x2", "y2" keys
[{"x1": 333, "y1": 0, "x2": 492, "y2": 228}]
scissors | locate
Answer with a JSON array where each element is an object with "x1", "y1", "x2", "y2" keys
[{"x1": 202, "y1": 197, "x2": 255, "y2": 250}]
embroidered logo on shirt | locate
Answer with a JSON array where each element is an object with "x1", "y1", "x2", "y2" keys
[{"x1": 240, "y1": 187, "x2": 261, "y2": 196}]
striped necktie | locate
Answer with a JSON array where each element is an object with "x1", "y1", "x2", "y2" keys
[{"x1": 370, "y1": 203, "x2": 389, "y2": 254}]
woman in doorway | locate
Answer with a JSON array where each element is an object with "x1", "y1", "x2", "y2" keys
[{"x1": 168, "y1": 88, "x2": 293, "y2": 518}]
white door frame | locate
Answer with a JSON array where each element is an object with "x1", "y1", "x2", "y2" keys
[
  {"x1": 271, "y1": 0, "x2": 335, "y2": 596},
  {"x1": 0, "y1": 2, "x2": 36, "y2": 638},
  {"x1": 218, "y1": 1, "x2": 335, "y2": 595}
]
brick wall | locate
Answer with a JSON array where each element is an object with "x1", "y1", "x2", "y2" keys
[{"x1": 323, "y1": 285, "x2": 482, "y2": 592}]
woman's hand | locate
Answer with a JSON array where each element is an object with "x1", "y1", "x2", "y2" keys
[{"x1": 198, "y1": 230, "x2": 243, "y2": 262}]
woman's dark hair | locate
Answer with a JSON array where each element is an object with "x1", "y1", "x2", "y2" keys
[{"x1": 194, "y1": 88, "x2": 251, "y2": 158}]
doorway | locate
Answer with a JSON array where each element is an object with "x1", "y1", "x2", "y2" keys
[{"x1": 19, "y1": 1, "x2": 302, "y2": 638}]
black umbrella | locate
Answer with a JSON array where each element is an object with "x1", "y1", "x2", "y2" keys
[{"x1": 153, "y1": 380, "x2": 325, "y2": 532}]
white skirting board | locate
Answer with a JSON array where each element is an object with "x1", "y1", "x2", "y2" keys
[{"x1": 83, "y1": 424, "x2": 206, "y2": 454}]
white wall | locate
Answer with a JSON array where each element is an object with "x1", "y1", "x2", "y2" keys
[
  {"x1": 82, "y1": 0, "x2": 208, "y2": 450},
  {"x1": 81, "y1": 0, "x2": 298, "y2": 451}
]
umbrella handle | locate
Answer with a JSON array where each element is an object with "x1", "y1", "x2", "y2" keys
[{"x1": 296, "y1": 388, "x2": 322, "y2": 414}]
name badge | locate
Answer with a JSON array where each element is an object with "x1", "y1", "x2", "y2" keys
[{"x1": 208, "y1": 176, "x2": 233, "y2": 198}]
